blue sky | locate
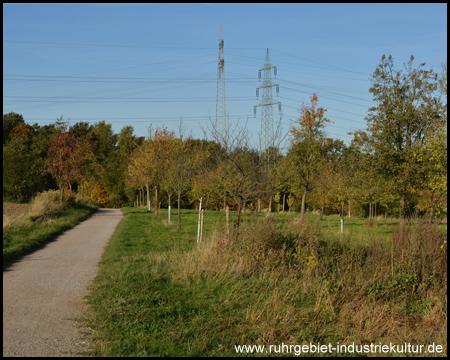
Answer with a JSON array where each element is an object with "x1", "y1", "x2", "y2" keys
[{"x1": 3, "y1": 3, "x2": 447, "y2": 150}]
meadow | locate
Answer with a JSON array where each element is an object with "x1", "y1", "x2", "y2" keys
[{"x1": 84, "y1": 208, "x2": 447, "y2": 357}]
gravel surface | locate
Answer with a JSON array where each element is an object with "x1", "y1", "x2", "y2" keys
[{"x1": 3, "y1": 208, "x2": 123, "y2": 357}]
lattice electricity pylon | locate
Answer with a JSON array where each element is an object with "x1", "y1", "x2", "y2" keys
[
  {"x1": 215, "y1": 24, "x2": 227, "y2": 147},
  {"x1": 254, "y1": 48, "x2": 281, "y2": 168}
]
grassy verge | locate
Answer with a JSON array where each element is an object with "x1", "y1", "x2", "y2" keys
[
  {"x1": 3, "y1": 192, "x2": 97, "y2": 269},
  {"x1": 85, "y1": 208, "x2": 447, "y2": 357}
]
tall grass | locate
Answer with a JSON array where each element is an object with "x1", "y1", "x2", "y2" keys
[
  {"x1": 27, "y1": 190, "x2": 64, "y2": 220},
  {"x1": 179, "y1": 217, "x2": 446, "y2": 347},
  {"x1": 85, "y1": 209, "x2": 446, "y2": 356},
  {"x1": 3, "y1": 190, "x2": 97, "y2": 268}
]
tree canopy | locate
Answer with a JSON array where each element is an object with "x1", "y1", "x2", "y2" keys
[{"x1": 3, "y1": 54, "x2": 447, "y2": 221}]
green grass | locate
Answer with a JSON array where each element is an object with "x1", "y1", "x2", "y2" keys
[
  {"x1": 84, "y1": 208, "x2": 447, "y2": 357},
  {"x1": 85, "y1": 207, "x2": 223, "y2": 356},
  {"x1": 3, "y1": 203, "x2": 97, "y2": 269}
]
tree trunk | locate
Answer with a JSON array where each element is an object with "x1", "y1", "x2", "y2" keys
[
  {"x1": 226, "y1": 205, "x2": 230, "y2": 234},
  {"x1": 282, "y1": 193, "x2": 286, "y2": 213},
  {"x1": 235, "y1": 200, "x2": 242, "y2": 228},
  {"x1": 177, "y1": 190, "x2": 181, "y2": 229},
  {"x1": 199, "y1": 210, "x2": 204, "y2": 243},
  {"x1": 154, "y1": 186, "x2": 159, "y2": 215},
  {"x1": 320, "y1": 196, "x2": 325, "y2": 220},
  {"x1": 429, "y1": 191, "x2": 435, "y2": 223},
  {"x1": 268, "y1": 196, "x2": 272, "y2": 218},
  {"x1": 348, "y1": 200, "x2": 351, "y2": 218},
  {"x1": 168, "y1": 192, "x2": 172, "y2": 223},
  {"x1": 369, "y1": 196, "x2": 372, "y2": 226},
  {"x1": 300, "y1": 186, "x2": 308, "y2": 223},
  {"x1": 399, "y1": 194, "x2": 405, "y2": 220},
  {"x1": 146, "y1": 182, "x2": 150, "y2": 210}
]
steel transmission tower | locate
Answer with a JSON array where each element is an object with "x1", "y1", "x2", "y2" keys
[
  {"x1": 215, "y1": 24, "x2": 226, "y2": 146},
  {"x1": 254, "y1": 48, "x2": 281, "y2": 166}
]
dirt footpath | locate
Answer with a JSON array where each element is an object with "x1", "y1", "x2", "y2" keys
[{"x1": 3, "y1": 208, "x2": 123, "y2": 357}]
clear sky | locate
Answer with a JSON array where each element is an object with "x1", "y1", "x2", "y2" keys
[{"x1": 3, "y1": 3, "x2": 447, "y2": 150}]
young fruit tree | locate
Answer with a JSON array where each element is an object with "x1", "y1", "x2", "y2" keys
[{"x1": 289, "y1": 93, "x2": 331, "y2": 222}]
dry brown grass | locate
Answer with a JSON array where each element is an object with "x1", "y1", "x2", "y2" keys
[
  {"x1": 3, "y1": 202, "x2": 29, "y2": 228},
  {"x1": 167, "y1": 214, "x2": 447, "y2": 355},
  {"x1": 27, "y1": 190, "x2": 63, "y2": 221}
]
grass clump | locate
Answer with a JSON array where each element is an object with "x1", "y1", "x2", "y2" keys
[
  {"x1": 85, "y1": 209, "x2": 447, "y2": 357},
  {"x1": 27, "y1": 190, "x2": 64, "y2": 221},
  {"x1": 3, "y1": 190, "x2": 97, "y2": 268}
]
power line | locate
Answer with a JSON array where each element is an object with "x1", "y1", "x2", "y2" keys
[
  {"x1": 227, "y1": 52, "x2": 370, "y2": 76},
  {"x1": 5, "y1": 32, "x2": 379, "y2": 138},
  {"x1": 222, "y1": 20, "x2": 444, "y2": 53},
  {"x1": 227, "y1": 61, "x2": 368, "y2": 82},
  {"x1": 5, "y1": 39, "x2": 373, "y2": 78},
  {"x1": 4, "y1": 39, "x2": 264, "y2": 51}
]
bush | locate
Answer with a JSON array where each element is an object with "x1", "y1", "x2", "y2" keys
[
  {"x1": 107, "y1": 193, "x2": 123, "y2": 208},
  {"x1": 65, "y1": 192, "x2": 77, "y2": 206}
]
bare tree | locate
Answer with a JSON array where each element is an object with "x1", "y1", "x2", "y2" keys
[
  {"x1": 201, "y1": 117, "x2": 287, "y2": 227},
  {"x1": 166, "y1": 136, "x2": 205, "y2": 229}
]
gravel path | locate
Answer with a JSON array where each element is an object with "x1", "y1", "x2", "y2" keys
[{"x1": 3, "y1": 208, "x2": 123, "y2": 357}]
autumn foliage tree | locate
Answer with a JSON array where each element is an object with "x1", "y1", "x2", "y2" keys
[
  {"x1": 128, "y1": 128, "x2": 176, "y2": 214},
  {"x1": 166, "y1": 138, "x2": 206, "y2": 228},
  {"x1": 128, "y1": 142, "x2": 153, "y2": 208},
  {"x1": 415, "y1": 128, "x2": 447, "y2": 220},
  {"x1": 45, "y1": 126, "x2": 95, "y2": 203},
  {"x1": 201, "y1": 122, "x2": 262, "y2": 227},
  {"x1": 364, "y1": 55, "x2": 445, "y2": 217},
  {"x1": 289, "y1": 93, "x2": 331, "y2": 222}
]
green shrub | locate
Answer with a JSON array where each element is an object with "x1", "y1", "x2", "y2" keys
[
  {"x1": 107, "y1": 193, "x2": 123, "y2": 208},
  {"x1": 65, "y1": 192, "x2": 77, "y2": 207}
]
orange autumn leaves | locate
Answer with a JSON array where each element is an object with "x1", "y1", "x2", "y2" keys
[{"x1": 291, "y1": 93, "x2": 330, "y2": 141}]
